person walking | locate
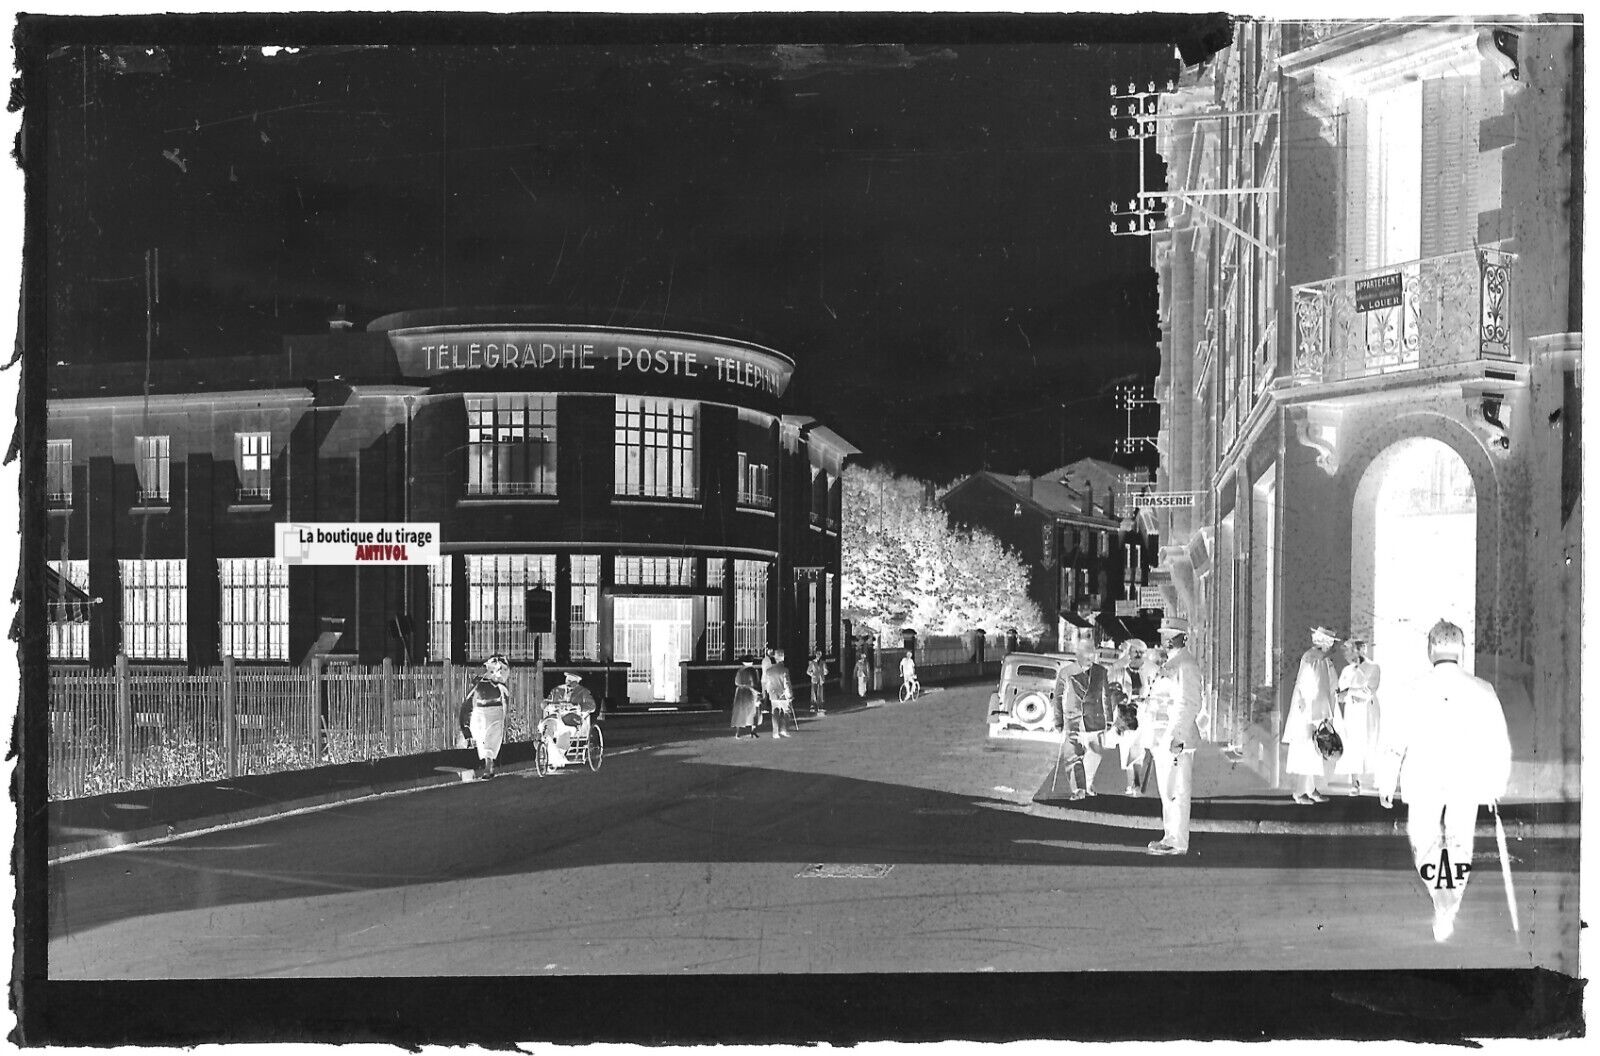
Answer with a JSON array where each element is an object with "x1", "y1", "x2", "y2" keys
[
  {"x1": 854, "y1": 649, "x2": 871, "y2": 698},
  {"x1": 731, "y1": 657, "x2": 762, "y2": 738},
  {"x1": 1376, "y1": 620, "x2": 1513, "y2": 942},
  {"x1": 1334, "y1": 637, "x2": 1382, "y2": 795},
  {"x1": 1113, "y1": 638, "x2": 1149, "y2": 795},
  {"x1": 1146, "y1": 618, "x2": 1202, "y2": 855},
  {"x1": 460, "y1": 655, "x2": 511, "y2": 780},
  {"x1": 807, "y1": 650, "x2": 828, "y2": 716},
  {"x1": 1284, "y1": 626, "x2": 1339, "y2": 804},
  {"x1": 1071, "y1": 641, "x2": 1122, "y2": 797},
  {"x1": 763, "y1": 648, "x2": 797, "y2": 738}
]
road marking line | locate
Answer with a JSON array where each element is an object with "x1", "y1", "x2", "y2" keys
[{"x1": 796, "y1": 863, "x2": 894, "y2": 879}]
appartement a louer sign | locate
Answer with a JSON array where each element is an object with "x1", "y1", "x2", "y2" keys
[{"x1": 1355, "y1": 272, "x2": 1404, "y2": 312}]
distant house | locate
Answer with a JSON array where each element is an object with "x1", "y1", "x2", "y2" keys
[{"x1": 940, "y1": 458, "x2": 1160, "y2": 650}]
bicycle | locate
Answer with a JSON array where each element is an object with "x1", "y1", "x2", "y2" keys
[{"x1": 898, "y1": 677, "x2": 923, "y2": 702}]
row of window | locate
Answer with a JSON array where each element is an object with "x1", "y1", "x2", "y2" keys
[
  {"x1": 48, "y1": 554, "x2": 789, "y2": 664},
  {"x1": 47, "y1": 396, "x2": 838, "y2": 517},
  {"x1": 48, "y1": 434, "x2": 272, "y2": 506}
]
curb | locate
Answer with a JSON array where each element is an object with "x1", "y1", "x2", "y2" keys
[
  {"x1": 1026, "y1": 799, "x2": 1581, "y2": 840},
  {"x1": 46, "y1": 741, "x2": 662, "y2": 865},
  {"x1": 48, "y1": 769, "x2": 473, "y2": 864}
]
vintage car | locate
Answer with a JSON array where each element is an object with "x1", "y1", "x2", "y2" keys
[{"x1": 986, "y1": 651, "x2": 1075, "y2": 741}]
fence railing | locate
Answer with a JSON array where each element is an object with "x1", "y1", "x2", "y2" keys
[
  {"x1": 1288, "y1": 248, "x2": 1515, "y2": 386},
  {"x1": 45, "y1": 657, "x2": 551, "y2": 801}
]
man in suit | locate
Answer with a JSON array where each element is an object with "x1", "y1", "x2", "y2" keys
[
  {"x1": 1147, "y1": 617, "x2": 1203, "y2": 855},
  {"x1": 763, "y1": 648, "x2": 797, "y2": 739},
  {"x1": 1377, "y1": 619, "x2": 1513, "y2": 942}
]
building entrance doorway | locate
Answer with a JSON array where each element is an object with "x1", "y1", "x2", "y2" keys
[
  {"x1": 1352, "y1": 436, "x2": 1477, "y2": 706},
  {"x1": 613, "y1": 596, "x2": 694, "y2": 704}
]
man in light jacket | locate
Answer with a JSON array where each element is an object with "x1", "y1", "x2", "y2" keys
[
  {"x1": 1147, "y1": 617, "x2": 1203, "y2": 855},
  {"x1": 1376, "y1": 619, "x2": 1512, "y2": 942}
]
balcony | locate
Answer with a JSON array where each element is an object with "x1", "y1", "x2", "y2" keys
[{"x1": 1289, "y1": 248, "x2": 1514, "y2": 388}]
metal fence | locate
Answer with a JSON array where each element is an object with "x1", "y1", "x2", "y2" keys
[{"x1": 45, "y1": 657, "x2": 545, "y2": 801}]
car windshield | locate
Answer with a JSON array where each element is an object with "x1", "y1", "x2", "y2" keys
[{"x1": 1012, "y1": 664, "x2": 1058, "y2": 680}]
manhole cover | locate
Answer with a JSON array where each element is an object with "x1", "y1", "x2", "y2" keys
[{"x1": 797, "y1": 863, "x2": 894, "y2": 879}]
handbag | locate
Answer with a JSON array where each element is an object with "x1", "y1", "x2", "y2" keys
[
  {"x1": 1113, "y1": 701, "x2": 1139, "y2": 733},
  {"x1": 1313, "y1": 718, "x2": 1344, "y2": 759}
]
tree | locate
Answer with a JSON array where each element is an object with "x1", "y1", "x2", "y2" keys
[{"x1": 842, "y1": 465, "x2": 1045, "y2": 641}]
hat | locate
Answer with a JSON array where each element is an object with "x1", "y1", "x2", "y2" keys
[
  {"x1": 1311, "y1": 625, "x2": 1339, "y2": 642},
  {"x1": 1158, "y1": 616, "x2": 1189, "y2": 637},
  {"x1": 563, "y1": 671, "x2": 582, "y2": 682}
]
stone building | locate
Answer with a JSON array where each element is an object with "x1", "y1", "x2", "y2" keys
[{"x1": 1148, "y1": 18, "x2": 1581, "y2": 794}]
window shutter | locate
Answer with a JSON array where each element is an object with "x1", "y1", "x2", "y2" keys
[
  {"x1": 1343, "y1": 99, "x2": 1371, "y2": 273},
  {"x1": 1420, "y1": 77, "x2": 1477, "y2": 257}
]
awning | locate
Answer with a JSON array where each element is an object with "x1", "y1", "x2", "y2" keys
[
  {"x1": 45, "y1": 565, "x2": 96, "y2": 623},
  {"x1": 1060, "y1": 610, "x2": 1094, "y2": 628}
]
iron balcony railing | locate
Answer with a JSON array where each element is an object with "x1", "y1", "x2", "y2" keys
[{"x1": 1289, "y1": 248, "x2": 1514, "y2": 386}]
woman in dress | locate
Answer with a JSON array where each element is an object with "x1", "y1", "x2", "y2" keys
[
  {"x1": 731, "y1": 657, "x2": 762, "y2": 738},
  {"x1": 1334, "y1": 637, "x2": 1381, "y2": 795},
  {"x1": 1283, "y1": 626, "x2": 1339, "y2": 804},
  {"x1": 1113, "y1": 638, "x2": 1151, "y2": 795}
]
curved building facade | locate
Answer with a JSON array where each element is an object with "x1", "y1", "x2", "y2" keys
[{"x1": 45, "y1": 308, "x2": 857, "y2": 710}]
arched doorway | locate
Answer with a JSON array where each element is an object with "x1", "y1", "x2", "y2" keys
[{"x1": 1351, "y1": 437, "x2": 1477, "y2": 704}]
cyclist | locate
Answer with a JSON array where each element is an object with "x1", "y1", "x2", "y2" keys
[{"x1": 898, "y1": 650, "x2": 921, "y2": 701}]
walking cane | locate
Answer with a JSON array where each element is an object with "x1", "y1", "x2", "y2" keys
[
  {"x1": 1050, "y1": 723, "x2": 1075, "y2": 795},
  {"x1": 1492, "y1": 804, "x2": 1520, "y2": 935}
]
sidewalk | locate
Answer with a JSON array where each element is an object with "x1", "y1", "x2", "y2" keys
[
  {"x1": 46, "y1": 698, "x2": 878, "y2": 864},
  {"x1": 1031, "y1": 743, "x2": 1580, "y2": 839}
]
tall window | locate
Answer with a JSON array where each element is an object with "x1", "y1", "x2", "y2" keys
[
  {"x1": 1124, "y1": 542, "x2": 1144, "y2": 594},
  {"x1": 235, "y1": 432, "x2": 272, "y2": 500},
  {"x1": 467, "y1": 394, "x2": 557, "y2": 496},
  {"x1": 47, "y1": 439, "x2": 72, "y2": 505},
  {"x1": 615, "y1": 556, "x2": 694, "y2": 586},
  {"x1": 807, "y1": 579, "x2": 819, "y2": 656},
  {"x1": 733, "y1": 560, "x2": 768, "y2": 657},
  {"x1": 825, "y1": 572, "x2": 835, "y2": 653},
  {"x1": 1363, "y1": 80, "x2": 1423, "y2": 268},
  {"x1": 705, "y1": 560, "x2": 727, "y2": 661},
  {"x1": 614, "y1": 397, "x2": 698, "y2": 499},
  {"x1": 47, "y1": 560, "x2": 88, "y2": 660},
  {"x1": 569, "y1": 555, "x2": 600, "y2": 660},
  {"x1": 217, "y1": 558, "x2": 288, "y2": 660},
  {"x1": 120, "y1": 558, "x2": 186, "y2": 660},
  {"x1": 809, "y1": 466, "x2": 826, "y2": 525},
  {"x1": 466, "y1": 554, "x2": 555, "y2": 660},
  {"x1": 737, "y1": 453, "x2": 773, "y2": 508},
  {"x1": 134, "y1": 435, "x2": 170, "y2": 504},
  {"x1": 736, "y1": 411, "x2": 774, "y2": 508},
  {"x1": 428, "y1": 560, "x2": 452, "y2": 662}
]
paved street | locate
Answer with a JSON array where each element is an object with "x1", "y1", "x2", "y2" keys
[{"x1": 49, "y1": 684, "x2": 1577, "y2": 978}]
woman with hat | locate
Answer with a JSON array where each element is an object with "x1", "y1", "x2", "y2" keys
[
  {"x1": 731, "y1": 657, "x2": 762, "y2": 738},
  {"x1": 461, "y1": 655, "x2": 511, "y2": 780},
  {"x1": 1334, "y1": 637, "x2": 1382, "y2": 795},
  {"x1": 1284, "y1": 626, "x2": 1339, "y2": 803},
  {"x1": 1111, "y1": 638, "x2": 1149, "y2": 795}
]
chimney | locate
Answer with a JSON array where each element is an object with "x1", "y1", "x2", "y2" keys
[{"x1": 328, "y1": 304, "x2": 354, "y2": 332}]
